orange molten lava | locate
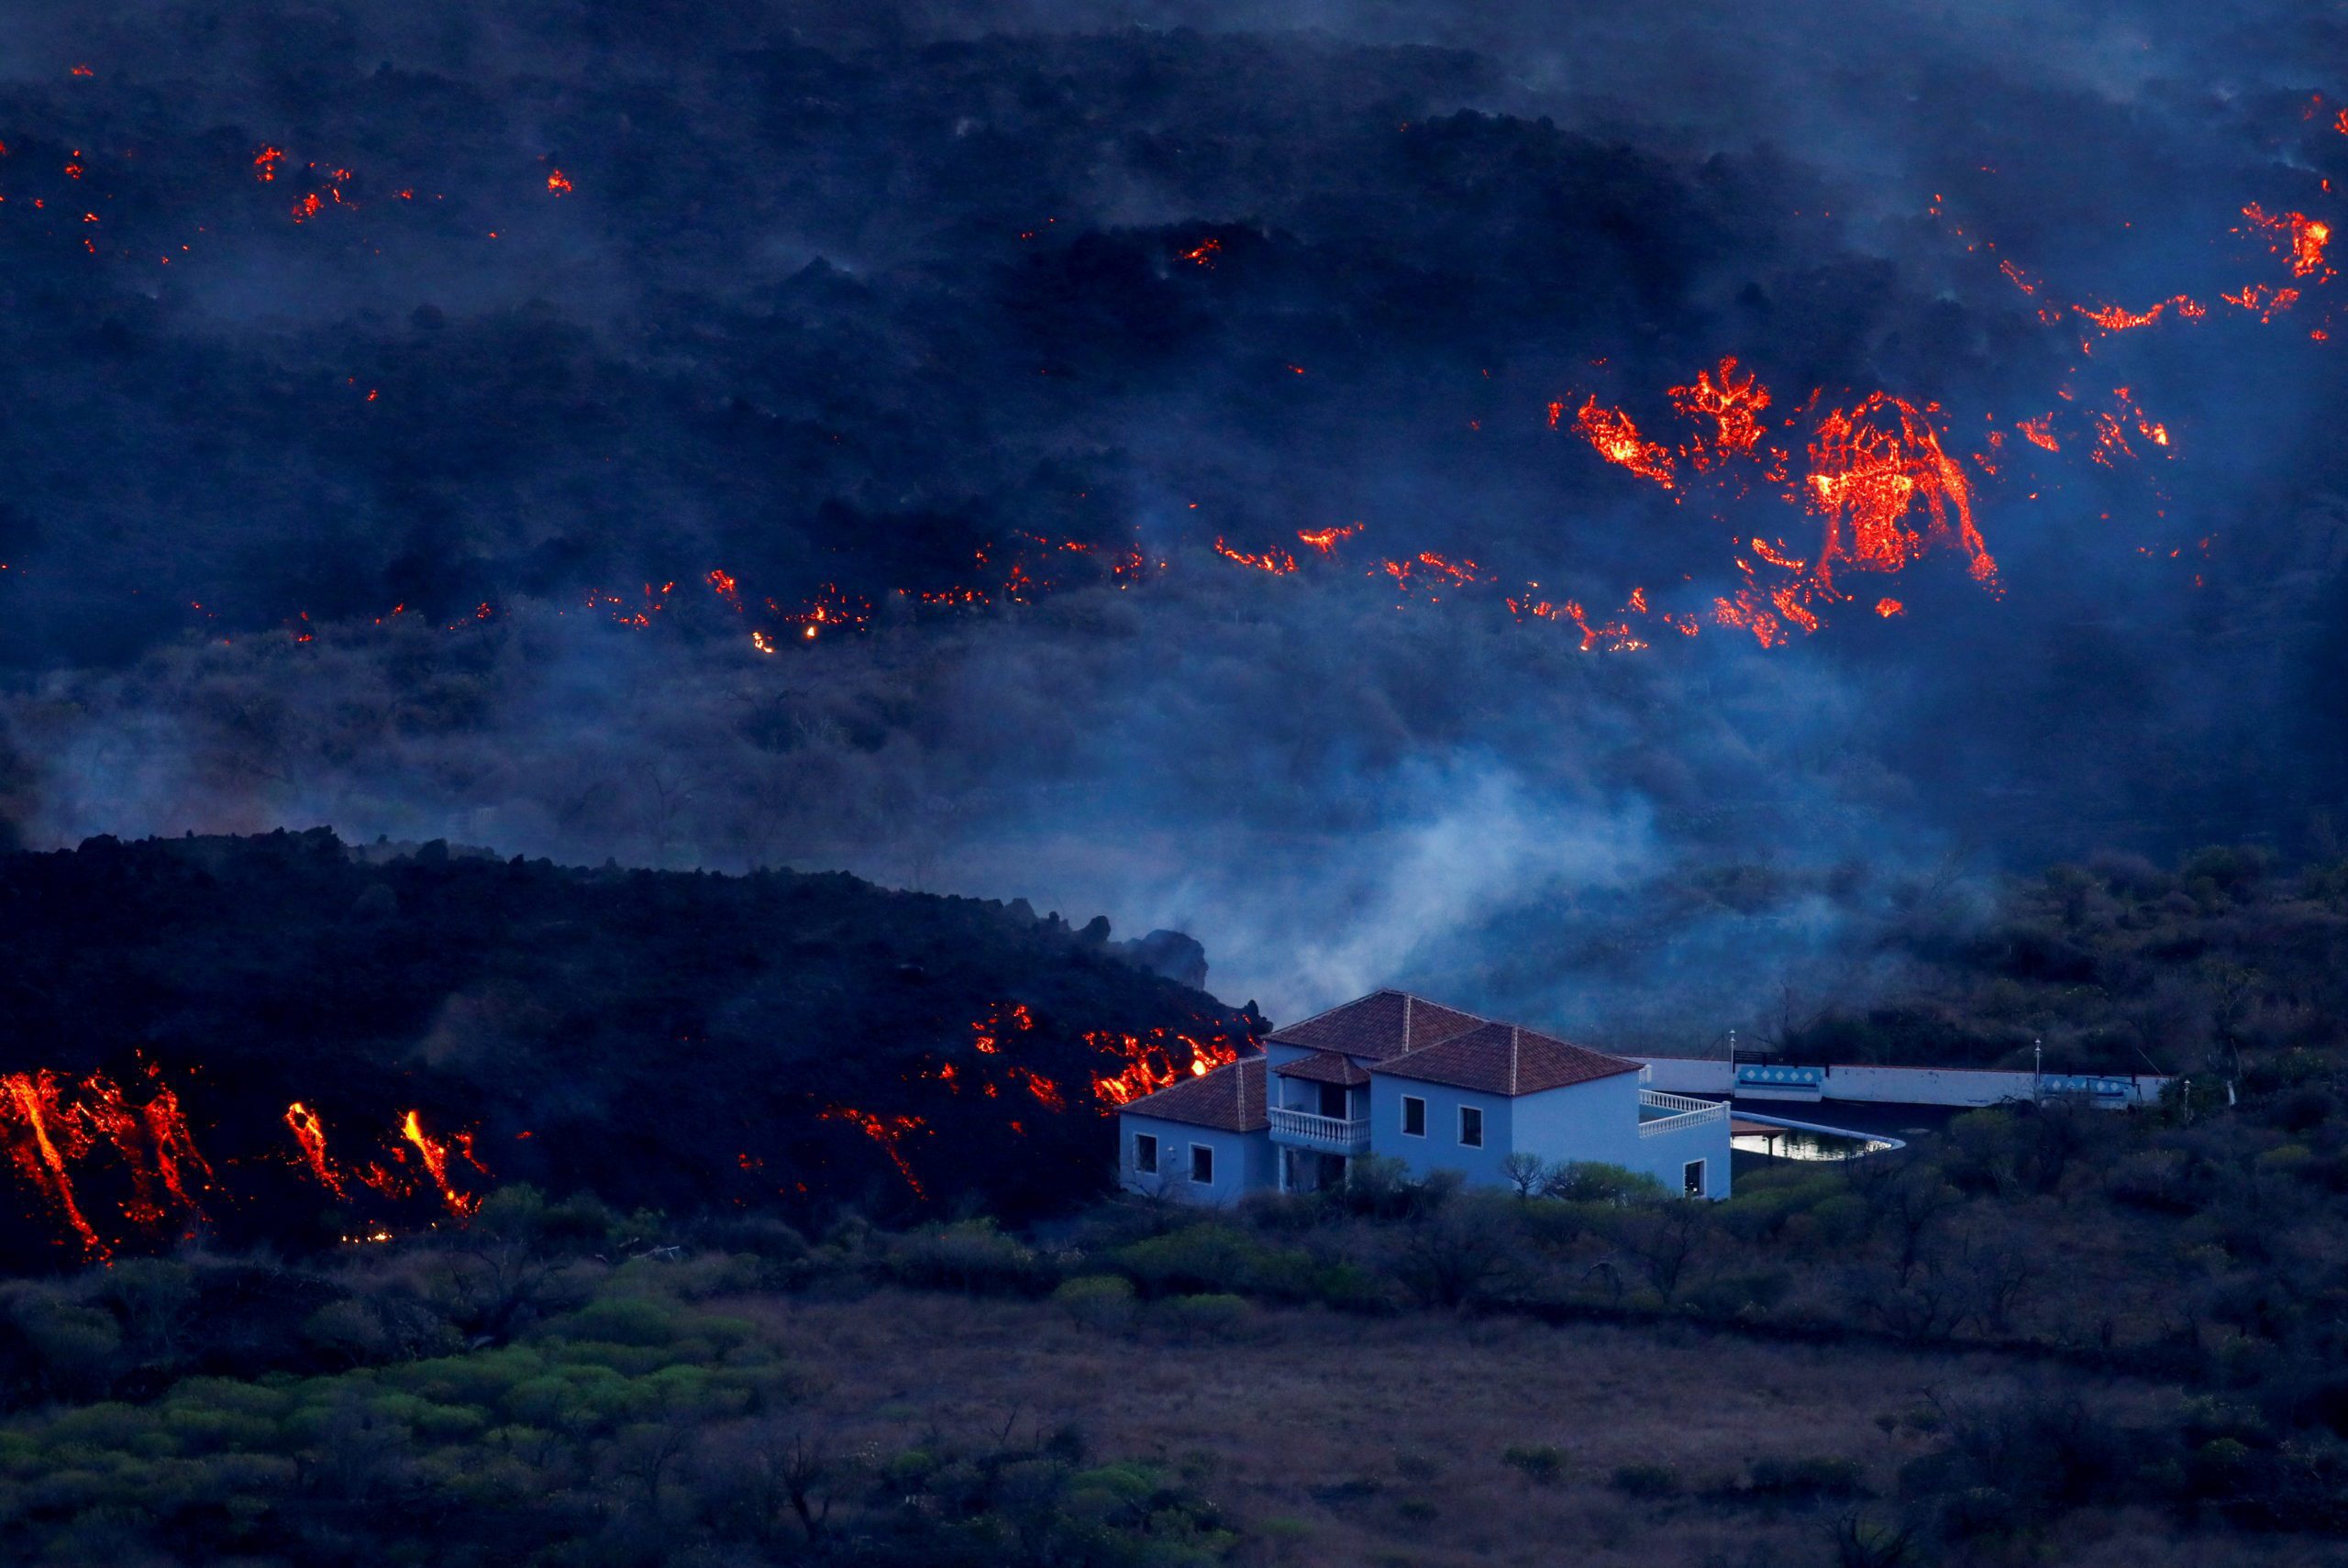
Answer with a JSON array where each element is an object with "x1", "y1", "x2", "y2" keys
[
  {"x1": 0, "y1": 1070, "x2": 224, "y2": 1259},
  {"x1": 2221, "y1": 282, "x2": 2300, "y2": 322},
  {"x1": 548, "y1": 168, "x2": 573, "y2": 196},
  {"x1": 1296, "y1": 523, "x2": 1362, "y2": 555},
  {"x1": 1213, "y1": 538, "x2": 1299, "y2": 574},
  {"x1": 823, "y1": 1106, "x2": 928, "y2": 1198},
  {"x1": 1667, "y1": 357, "x2": 1771, "y2": 470},
  {"x1": 0, "y1": 1073, "x2": 104, "y2": 1257},
  {"x1": 2242, "y1": 204, "x2": 2332, "y2": 279},
  {"x1": 1804, "y1": 394, "x2": 1995, "y2": 594},
  {"x1": 2018, "y1": 416, "x2": 2060, "y2": 452},
  {"x1": 1573, "y1": 397, "x2": 1677, "y2": 488},
  {"x1": 284, "y1": 1101, "x2": 348, "y2": 1198},
  {"x1": 1086, "y1": 1028, "x2": 1246, "y2": 1106},
  {"x1": 401, "y1": 1110, "x2": 483, "y2": 1218},
  {"x1": 2072, "y1": 301, "x2": 2165, "y2": 332}
]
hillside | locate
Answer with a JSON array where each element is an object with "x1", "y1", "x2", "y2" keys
[{"x1": 0, "y1": 829, "x2": 1257, "y2": 1265}]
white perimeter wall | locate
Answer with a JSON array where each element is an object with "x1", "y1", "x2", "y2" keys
[{"x1": 1629, "y1": 1057, "x2": 2169, "y2": 1109}]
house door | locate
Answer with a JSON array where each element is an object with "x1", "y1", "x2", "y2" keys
[{"x1": 1317, "y1": 1083, "x2": 1348, "y2": 1119}]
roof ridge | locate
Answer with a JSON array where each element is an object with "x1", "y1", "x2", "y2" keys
[
  {"x1": 1263, "y1": 988, "x2": 1399, "y2": 1039},
  {"x1": 1510, "y1": 1024, "x2": 1521, "y2": 1095}
]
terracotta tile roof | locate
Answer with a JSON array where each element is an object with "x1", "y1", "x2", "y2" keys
[
  {"x1": 1120, "y1": 1056, "x2": 1267, "y2": 1132},
  {"x1": 1264, "y1": 989, "x2": 1484, "y2": 1062},
  {"x1": 1371, "y1": 1021, "x2": 1641, "y2": 1097},
  {"x1": 1269, "y1": 1050, "x2": 1372, "y2": 1087}
]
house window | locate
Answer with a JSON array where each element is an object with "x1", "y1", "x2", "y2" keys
[
  {"x1": 1190, "y1": 1143, "x2": 1215, "y2": 1185},
  {"x1": 1401, "y1": 1095, "x2": 1426, "y2": 1137},
  {"x1": 1134, "y1": 1132, "x2": 1157, "y2": 1176},
  {"x1": 1458, "y1": 1105, "x2": 1484, "y2": 1148},
  {"x1": 1683, "y1": 1159, "x2": 1706, "y2": 1198}
]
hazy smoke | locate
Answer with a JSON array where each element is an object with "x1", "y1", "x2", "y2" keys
[{"x1": 4, "y1": 0, "x2": 2345, "y2": 1033}]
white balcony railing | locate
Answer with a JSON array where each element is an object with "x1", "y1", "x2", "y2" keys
[
  {"x1": 1637, "y1": 1088, "x2": 1728, "y2": 1138},
  {"x1": 1268, "y1": 1107, "x2": 1372, "y2": 1152}
]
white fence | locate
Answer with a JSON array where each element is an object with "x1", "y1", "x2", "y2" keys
[
  {"x1": 1635, "y1": 1088, "x2": 1729, "y2": 1138},
  {"x1": 1268, "y1": 1107, "x2": 1372, "y2": 1152}
]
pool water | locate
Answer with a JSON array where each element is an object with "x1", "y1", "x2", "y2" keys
[{"x1": 1732, "y1": 1125, "x2": 1898, "y2": 1160}]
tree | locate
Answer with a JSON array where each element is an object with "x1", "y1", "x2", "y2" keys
[
  {"x1": 1390, "y1": 1198, "x2": 1523, "y2": 1309},
  {"x1": 1498, "y1": 1151, "x2": 1546, "y2": 1198},
  {"x1": 1607, "y1": 1200, "x2": 1709, "y2": 1304},
  {"x1": 1850, "y1": 1158, "x2": 1963, "y2": 1286}
]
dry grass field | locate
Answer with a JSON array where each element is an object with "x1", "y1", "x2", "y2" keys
[{"x1": 743, "y1": 1288, "x2": 2332, "y2": 1568}]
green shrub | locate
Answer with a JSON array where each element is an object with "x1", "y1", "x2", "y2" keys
[
  {"x1": 1114, "y1": 1224, "x2": 1316, "y2": 1299},
  {"x1": 1748, "y1": 1454, "x2": 1866, "y2": 1498},
  {"x1": 1501, "y1": 1443, "x2": 1567, "y2": 1485},
  {"x1": 1539, "y1": 1162, "x2": 1667, "y2": 1204},
  {"x1": 541, "y1": 1296, "x2": 685, "y2": 1348},
  {"x1": 3, "y1": 1288, "x2": 123, "y2": 1397},
  {"x1": 1052, "y1": 1274, "x2": 1137, "y2": 1332},
  {"x1": 885, "y1": 1220, "x2": 1057, "y2": 1295},
  {"x1": 1611, "y1": 1462, "x2": 1678, "y2": 1497}
]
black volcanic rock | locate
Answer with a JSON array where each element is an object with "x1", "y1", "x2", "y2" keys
[
  {"x1": 1114, "y1": 928, "x2": 1211, "y2": 991},
  {"x1": 0, "y1": 831, "x2": 1256, "y2": 1267}
]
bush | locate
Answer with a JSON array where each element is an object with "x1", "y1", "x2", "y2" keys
[
  {"x1": 1052, "y1": 1275, "x2": 1137, "y2": 1333},
  {"x1": 1501, "y1": 1443, "x2": 1566, "y2": 1485},
  {"x1": 1539, "y1": 1162, "x2": 1667, "y2": 1205},
  {"x1": 1611, "y1": 1462, "x2": 1678, "y2": 1497},
  {"x1": 1749, "y1": 1454, "x2": 1866, "y2": 1498},
  {"x1": 1114, "y1": 1224, "x2": 1323, "y2": 1301},
  {"x1": 883, "y1": 1220, "x2": 1057, "y2": 1295}
]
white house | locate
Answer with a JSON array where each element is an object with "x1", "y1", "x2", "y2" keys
[{"x1": 1119, "y1": 989, "x2": 1731, "y2": 1203}]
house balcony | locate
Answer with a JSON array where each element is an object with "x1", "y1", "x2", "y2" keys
[
  {"x1": 1637, "y1": 1089, "x2": 1729, "y2": 1138},
  {"x1": 1268, "y1": 1107, "x2": 1373, "y2": 1154}
]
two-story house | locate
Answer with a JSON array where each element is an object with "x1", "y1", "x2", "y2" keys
[{"x1": 1119, "y1": 988, "x2": 1731, "y2": 1202}]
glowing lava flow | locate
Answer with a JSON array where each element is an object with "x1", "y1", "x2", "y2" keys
[
  {"x1": 1213, "y1": 538, "x2": 1299, "y2": 574},
  {"x1": 281, "y1": 1101, "x2": 486, "y2": 1220},
  {"x1": 0, "y1": 1073, "x2": 105, "y2": 1257},
  {"x1": 284, "y1": 1101, "x2": 348, "y2": 1198},
  {"x1": 1803, "y1": 394, "x2": 1996, "y2": 595},
  {"x1": 1296, "y1": 523, "x2": 1362, "y2": 554},
  {"x1": 1573, "y1": 396, "x2": 1677, "y2": 488},
  {"x1": 1667, "y1": 357, "x2": 1771, "y2": 470},
  {"x1": 821, "y1": 1106, "x2": 928, "y2": 1198},
  {"x1": 0, "y1": 1070, "x2": 224, "y2": 1259},
  {"x1": 2242, "y1": 204, "x2": 2332, "y2": 281},
  {"x1": 401, "y1": 1110, "x2": 483, "y2": 1218},
  {"x1": 2221, "y1": 282, "x2": 2301, "y2": 323},
  {"x1": 2072, "y1": 301, "x2": 2167, "y2": 332},
  {"x1": 1087, "y1": 1027, "x2": 1246, "y2": 1106}
]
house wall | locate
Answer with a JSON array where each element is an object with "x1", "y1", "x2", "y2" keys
[
  {"x1": 1118, "y1": 1114, "x2": 1273, "y2": 1205},
  {"x1": 1367, "y1": 1077, "x2": 1515, "y2": 1186},
  {"x1": 1630, "y1": 1056, "x2": 2169, "y2": 1110},
  {"x1": 1509, "y1": 1074, "x2": 1731, "y2": 1199},
  {"x1": 1633, "y1": 1056, "x2": 1735, "y2": 1095}
]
